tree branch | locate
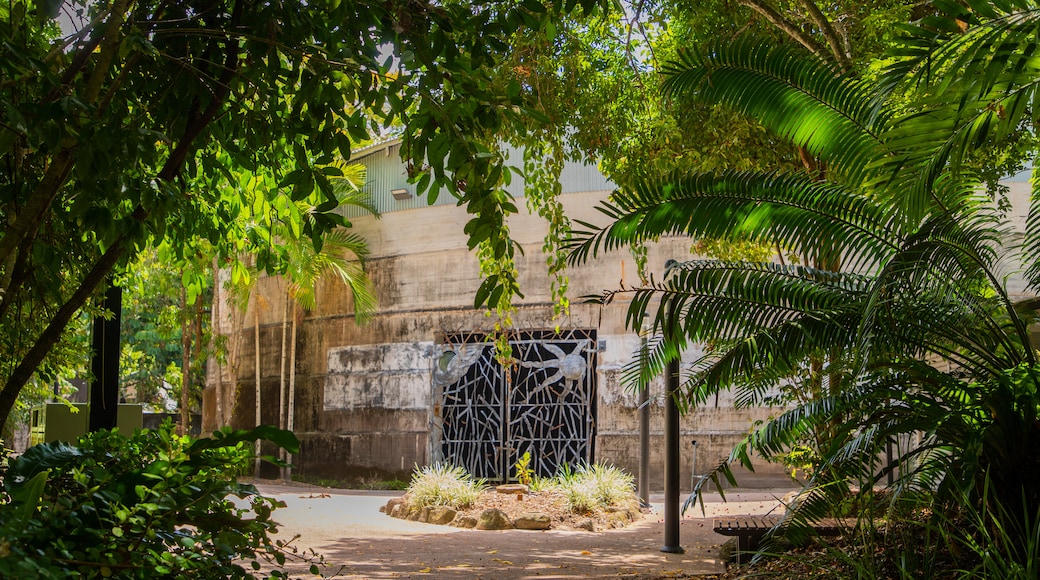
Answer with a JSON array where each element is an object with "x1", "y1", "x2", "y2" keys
[
  {"x1": 157, "y1": 0, "x2": 242, "y2": 182},
  {"x1": 738, "y1": 0, "x2": 830, "y2": 63},
  {"x1": 794, "y1": 0, "x2": 853, "y2": 72},
  {"x1": 0, "y1": 239, "x2": 128, "y2": 428},
  {"x1": 0, "y1": 0, "x2": 131, "y2": 270}
]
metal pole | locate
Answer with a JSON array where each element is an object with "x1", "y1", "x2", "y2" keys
[
  {"x1": 661, "y1": 264, "x2": 684, "y2": 554},
  {"x1": 89, "y1": 284, "x2": 122, "y2": 432},
  {"x1": 638, "y1": 315, "x2": 650, "y2": 508}
]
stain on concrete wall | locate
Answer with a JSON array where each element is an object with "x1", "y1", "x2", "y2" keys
[{"x1": 323, "y1": 342, "x2": 435, "y2": 411}]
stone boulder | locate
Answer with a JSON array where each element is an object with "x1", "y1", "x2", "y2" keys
[
  {"x1": 513, "y1": 512, "x2": 551, "y2": 530},
  {"x1": 476, "y1": 508, "x2": 513, "y2": 530},
  {"x1": 575, "y1": 518, "x2": 595, "y2": 531},
  {"x1": 383, "y1": 497, "x2": 407, "y2": 517},
  {"x1": 427, "y1": 506, "x2": 458, "y2": 525},
  {"x1": 450, "y1": 515, "x2": 478, "y2": 528}
]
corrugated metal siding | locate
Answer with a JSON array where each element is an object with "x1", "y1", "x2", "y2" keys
[{"x1": 339, "y1": 142, "x2": 615, "y2": 218}]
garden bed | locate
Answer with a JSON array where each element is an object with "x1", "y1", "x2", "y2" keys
[{"x1": 381, "y1": 485, "x2": 643, "y2": 531}]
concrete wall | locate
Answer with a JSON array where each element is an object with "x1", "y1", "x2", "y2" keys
[{"x1": 204, "y1": 147, "x2": 792, "y2": 489}]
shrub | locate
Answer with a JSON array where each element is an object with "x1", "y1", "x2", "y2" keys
[
  {"x1": 557, "y1": 462, "x2": 635, "y2": 514},
  {"x1": 406, "y1": 463, "x2": 487, "y2": 509},
  {"x1": 0, "y1": 422, "x2": 319, "y2": 579}
]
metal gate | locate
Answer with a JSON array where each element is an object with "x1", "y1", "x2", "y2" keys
[{"x1": 433, "y1": 329, "x2": 597, "y2": 481}]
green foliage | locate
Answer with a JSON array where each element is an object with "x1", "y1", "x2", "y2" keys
[
  {"x1": 405, "y1": 463, "x2": 488, "y2": 510},
  {"x1": 0, "y1": 0, "x2": 611, "y2": 429},
  {"x1": 119, "y1": 248, "x2": 210, "y2": 409},
  {"x1": 0, "y1": 422, "x2": 313, "y2": 578},
  {"x1": 572, "y1": 2, "x2": 1040, "y2": 561},
  {"x1": 765, "y1": 479, "x2": 1040, "y2": 579},
  {"x1": 514, "y1": 451, "x2": 534, "y2": 487},
  {"x1": 553, "y1": 462, "x2": 635, "y2": 514}
]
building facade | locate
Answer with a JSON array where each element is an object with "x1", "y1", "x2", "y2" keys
[{"x1": 203, "y1": 141, "x2": 800, "y2": 489}]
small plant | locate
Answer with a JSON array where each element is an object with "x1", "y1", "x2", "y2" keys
[
  {"x1": 406, "y1": 463, "x2": 487, "y2": 510},
  {"x1": 514, "y1": 451, "x2": 534, "y2": 487},
  {"x1": 554, "y1": 462, "x2": 635, "y2": 514},
  {"x1": 528, "y1": 474, "x2": 554, "y2": 493}
]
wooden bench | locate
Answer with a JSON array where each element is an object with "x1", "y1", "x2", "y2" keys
[{"x1": 713, "y1": 515, "x2": 843, "y2": 564}]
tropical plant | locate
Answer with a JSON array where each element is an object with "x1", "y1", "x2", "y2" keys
[
  {"x1": 558, "y1": 462, "x2": 636, "y2": 514},
  {"x1": 273, "y1": 166, "x2": 378, "y2": 480},
  {"x1": 0, "y1": 422, "x2": 313, "y2": 578},
  {"x1": 405, "y1": 463, "x2": 487, "y2": 510},
  {"x1": 514, "y1": 450, "x2": 535, "y2": 487},
  {"x1": 570, "y1": 0, "x2": 1040, "y2": 544}
]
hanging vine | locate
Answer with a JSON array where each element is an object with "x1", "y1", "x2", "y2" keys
[{"x1": 522, "y1": 136, "x2": 571, "y2": 324}]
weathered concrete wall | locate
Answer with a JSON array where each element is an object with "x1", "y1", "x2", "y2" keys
[{"x1": 205, "y1": 159, "x2": 792, "y2": 489}]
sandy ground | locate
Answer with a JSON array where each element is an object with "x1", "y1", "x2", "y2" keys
[{"x1": 253, "y1": 482, "x2": 795, "y2": 579}]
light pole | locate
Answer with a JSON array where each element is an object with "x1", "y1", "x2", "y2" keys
[{"x1": 661, "y1": 260, "x2": 684, "y2": 554}]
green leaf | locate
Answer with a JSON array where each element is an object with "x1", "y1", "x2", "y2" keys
[
  {"x1": 11, "y1": 470, "x2": 49, "y2": 530},
  {"x1": 474, "y1": 275, "x2": 499, "y2": 308}
]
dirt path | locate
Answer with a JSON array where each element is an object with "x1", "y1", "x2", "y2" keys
[{"x1": 255, "y1": 483, "x2": 791, "y2": 579}]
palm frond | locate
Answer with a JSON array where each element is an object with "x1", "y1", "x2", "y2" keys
[
  {"x1": 680, "y1": 312, "x2": 861, "y2": 410},
  {"x1": 568, "y1": 171, "x2": 899, "y2": 272},
  {"x1": 285, "y1": 228, "x2": 377, "y2": 321},
  {"x1": 1023, "y1": 165, "x2": 1040, "y2": 288},
  {"x1": 857, "y1": 204, "x2": 1034, "y2": 372},
  {"x1": 662, "y1": 40, "x2": 888, "y2": 184},
  {"x1": 878, "y1": 3, "x2": 1040, "y2": 218}
]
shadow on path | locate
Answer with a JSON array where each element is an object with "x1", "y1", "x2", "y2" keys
[{"x1": 257, "y1": 483, "x2": 791, "y2": 579}]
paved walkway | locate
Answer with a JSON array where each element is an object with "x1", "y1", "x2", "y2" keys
[{"x1": 255, "y1": 483, "x2": 795, "y2": 579}]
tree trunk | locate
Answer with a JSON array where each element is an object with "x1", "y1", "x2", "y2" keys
[
  {"x1": 285, "y1": 304, "x2": 301, "y2": 482},
  {"x1": 192, "y1": 290, "x2": 203, "y2": 433},
  {"x1": 222, "y1": 266, "x2": 245, "y2": 431},
  {"x1": 211, "y1": 258, "x2": 225, "y2": 428},
  {"x1": 254, "y1": 293, "x2": 262, "y2": 476},
  {"x1": 278, "y1": 289, "x2": 290, "y2": 481},
  {"x1": 0, "y1": 239, "x2": 126, "y2": 429},
  {"x1": 180, "y1": 285, "x2": 191, "y2": 436}
]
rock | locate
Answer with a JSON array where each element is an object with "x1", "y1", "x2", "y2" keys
[
  {"x1": 576, "y1": 518, "x2": 595, "y2": 531},
  {"x1": 384, "y1": 497, "x2": 407, "y2": 516},
  {"x1": 604, "y1": 505, "x2": 637, "y2": 524},
  {"x1": 451, "y1": 515, "x2": 478, "y2": 528},
  {"x1": 390, "y1": 504, "x2": 406, "y2": 519},
  {"x1": 427, "y1": 506, "x2": 457, "y2": 525},
  {"x1": 406, "y1": 507, "x2": 423, "y2": 521},
  {"x1": 476, "y1": 508, "x2": 514, "y2": 530},
  {"x1": 495, "y1": 484, "x2": 529, "y2": 495},
  {"x1": 513, "y1": 513, "x2": 551, "y2": 530}
]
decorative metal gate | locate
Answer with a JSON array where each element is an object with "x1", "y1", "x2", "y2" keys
[{"x1": 433, "y1": 329, "x2": 597, "y2": 481}]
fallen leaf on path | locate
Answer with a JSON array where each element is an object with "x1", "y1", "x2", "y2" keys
[
  {"x1": 486, "y1": 550, "x2": 498, "y2": 554},
  {"x1": 580, "y1": 550, "x2": 592, "y2": 555},
  {"x1": 492, "y1": 559, "x2": 514, "y2": 565},
  {"x1": 417, "y1": 568, "x2": 431, "y2": 573}
]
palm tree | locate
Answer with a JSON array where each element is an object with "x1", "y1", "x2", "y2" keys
[
  {"x1": 274, "y1": 164, "x2": 378, "y2": 481},
  {"x1": 570, "y1": 2, "x2": 1040, "y2": 533}
]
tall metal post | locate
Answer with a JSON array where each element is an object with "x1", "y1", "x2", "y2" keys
[
  {"x1": 89, "y1": 284, "x2": 122, "y2": 431},
  {"x1": 661, "y1": 261, "x2": 684, "y2": 553},
  {"x1": 638, "y1": 315, "x2": 650, "y2": 508}
]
